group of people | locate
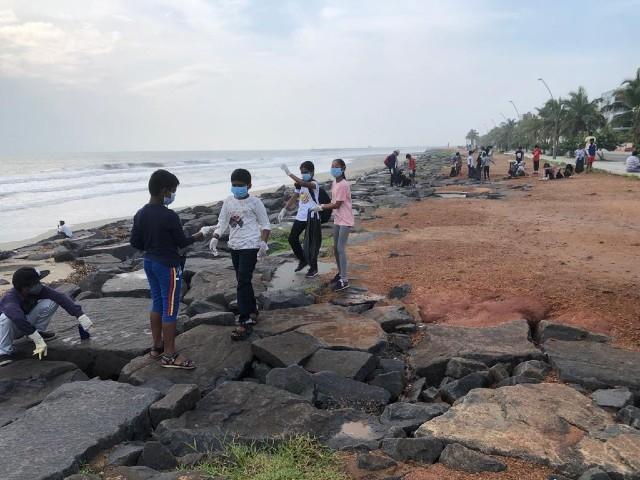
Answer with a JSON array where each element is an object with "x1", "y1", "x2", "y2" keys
[
  {"x1": 463, "y1": 147, "x2": 495, "y2": 181},
  {"x1": 384, "y1": 150, "x2": 417, "y2": 187},
  {"x1": 0, "y1": 159, "x2": 355, "y2": 371}
]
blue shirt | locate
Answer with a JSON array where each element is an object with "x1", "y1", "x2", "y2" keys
[
  {"x1": 130, "y1": 204, "x2": 195, "y2": 267},
  {"x1": 588, "y1": 144, "x2": 597, "y2": 156}
]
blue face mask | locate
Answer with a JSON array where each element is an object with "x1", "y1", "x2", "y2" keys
[
  {"x1": 163, "y1": 192, "x2": 176, "y2": 206},
  {"x1": 231, "y1": 186, "x2": 249, "y2": 199},
  {"x1": 330, "y1": 167, "x2": 343, "y2": 178},
  {"x1": 302, "y1": 173, "x2": 313, "y2": 182}
]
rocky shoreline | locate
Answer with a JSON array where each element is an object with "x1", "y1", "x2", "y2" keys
[{"x1": 1, "y1": 151, "x2": 639, "y2": 480}]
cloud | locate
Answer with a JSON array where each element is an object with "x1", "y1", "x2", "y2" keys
[
  {"x1": 129, "y1": 64, "x2": 227, "y2": 96},
  {"x1": 0, "y1": 8, "x2": 16, "y2": 24}
]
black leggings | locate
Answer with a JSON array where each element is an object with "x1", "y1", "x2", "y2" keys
[
  {"x1": 288, "y1": 220, "x2": 318, "y2": 270},
  {"x1": 483, "y1": 166, "x2": 490, "y2": 179}
]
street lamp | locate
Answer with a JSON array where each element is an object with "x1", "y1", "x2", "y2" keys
[
  {"x1": 509, "y1": 100, "x2": 521, "y2": 120},
  {"x1": 538, "y1": 77, "x2": 559, "y2": 159}
]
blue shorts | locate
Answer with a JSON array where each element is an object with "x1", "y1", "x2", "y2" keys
[{"x1": 143, "y1": 258, "x2": 182, "y2": 323}]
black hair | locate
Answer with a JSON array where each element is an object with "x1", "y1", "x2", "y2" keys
[
  {"x1": 405, "y1": 154, "x2": 411, "y2": 159},
  {"x1": 231, "y1": 168, "x2": 251, "y2": 185},
  {"x1": 59, "y1": 220, "x2": 65, "y2": 225},
  {"x1": 633, "y1": 150, "x2": 639, "y2": 156},
  {"x1": 534, "y1": 144, "x2": 539, "y2": 148},
  {"x1": 148, "y1": 169, "x2": 179, "y2": 196},
  {"x1": 333, "y1": 158, "x2": 347, "y2": 179},
  {"x1": 300, "y1": 161, "x2": 315, "y2": 173}
]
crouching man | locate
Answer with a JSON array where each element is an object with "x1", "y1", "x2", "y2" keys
[{"x1": 0, "y1": 267, "x2": 93, "y2": 366}]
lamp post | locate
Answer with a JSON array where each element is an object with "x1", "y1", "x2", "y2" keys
[
  {"x1": 538, "y1": 77, "x2": 558, "y2": 159},
  {"x1": 509, "y1": 100, "x2": 521, "y2": 120}
]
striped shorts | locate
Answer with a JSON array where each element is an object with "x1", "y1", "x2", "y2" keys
[{"x1": 143, "y1": 258, "x2": 182, "y2": 323}]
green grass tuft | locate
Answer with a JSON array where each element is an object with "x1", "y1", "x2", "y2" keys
[{"x1": 189, "y1": 436, "x2": 348, "y2": 480}]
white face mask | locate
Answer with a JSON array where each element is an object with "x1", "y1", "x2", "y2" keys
[{"x1": 163, "y1": 192, "x2": 176, "y2": 206}]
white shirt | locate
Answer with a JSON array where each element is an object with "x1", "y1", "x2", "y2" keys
[
  {"x1": 467, "y1": 155, "x2": 473, "y2": 166},
  {"x1": 57, "y1": 224, "x2": 73, "y2": 238},
  {"x1": 295, "y1": 181, "x2": 320, "y2": 222},
  {"x1": 626, "y1": 155, "x2": 640, "y2": 171},
  {"x1": 214, "y1": 196, "x2": 271, "y2": 250}
]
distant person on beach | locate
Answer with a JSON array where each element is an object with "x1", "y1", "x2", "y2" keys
[
  {"x1": 467, "y1": 150, "x2": 474, "y2": 178},
  {"x1": 278, "y1": 161, "x2": 322, "y2": 278},
  {"x1": 201, "y1": 169, "x2": 271, "y2": 341},
  {"x1": 57, "y1": 220, "x2": 73, "y2": 239},
  {"x1": 482, "y1": 151, "x2": 495, "y2": 181},
  {"x1": 130, "y1": 169, "x2": 204, "y2": 369},
  {"x1": 384, "y1": 150, "x2": 399, "y2": 186},
  {"x1": 0, "y1": 267, "x2": 93, "y2": 367},
  {"x1": 515, "y1": 146, "x2": 525, "y2": 165},
  {"x1": 405, "y1": 154, "x2": 417, "y2": 184},
  {"x1": 312, "y1": 159, "x2": 353, "y2": 291},
  {"x1": 532, "y1": 145, "x2": 542, "y2": 175},
  {"x1": 476, "y1": 149, "x2": 483, "y2": 180},
  {"x1": 575, "y1": 147, "x2": 586, "y2": 173},
  {"x1": 626, "y1": 151, "x2": 640, "y2": 172},
  {"x1": 586, "y1": 138, "x2": 597, "y2": 173}
]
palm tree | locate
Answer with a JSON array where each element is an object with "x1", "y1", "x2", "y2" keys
[
  {"x1": 561, "y1": 87, "x2": 605, "y2": 138},
  {"x1": 602, "y1": 67, "x2": 640, "y2": 145},
  {"x1": 537, "y1": 98, "x2": 566, "y2": 156},
  {"x1": 465, "y1": 129, "x2": 480, "y2": 147}
]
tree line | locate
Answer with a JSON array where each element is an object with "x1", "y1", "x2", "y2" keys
[{"x1": 465, "y1": 68, "x2": 640, "y2": 154}]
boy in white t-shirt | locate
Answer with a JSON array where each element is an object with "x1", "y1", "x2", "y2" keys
[
  {"x1": 201, "y1": 169, "x2": 271, "y2": 341},
  {"x1": 278, "y1": 161, "x2": 321, "y2": 278}
]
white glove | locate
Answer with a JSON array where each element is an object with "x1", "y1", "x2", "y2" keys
[
  {"x1": 28, "y1": 331, "x2": 47, "y2": 360},
  {"x1": 258, "y1": 241, "x2": 269, "y2": 258},
  {"x1": 311, "y1": 205, "x2": 323, "y2": 213},
  {"x1": 280, "y1": 164, "x2": 291, "y2": 175},
  {"x1": 199, "y1": 226, "x2": 214, "y2": 237},
  {"x1": 209, "y1": 237, "x2": 219, "y2": 256},
  {"x1": 277, "y1": 208, "x2": 287, "y2": 223},
  {"x1": 78, "y1": 314, "x2": 93, "y2": 332}
]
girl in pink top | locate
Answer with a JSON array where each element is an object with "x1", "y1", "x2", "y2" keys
[{"x1": 314, "y1": 159, "x2": 353, "y2": 291}]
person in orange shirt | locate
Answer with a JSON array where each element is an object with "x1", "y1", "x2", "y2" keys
[
  {"x1": 405, "y1": 154, "x2": 417, "y2": 185},
  {"x1": 532, "y1": 145, "x2": 542, "y2": 175}
]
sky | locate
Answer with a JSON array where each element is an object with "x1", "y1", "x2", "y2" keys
[{"x1": 0, "y1": 0, "x2": 639, "y2": 153}]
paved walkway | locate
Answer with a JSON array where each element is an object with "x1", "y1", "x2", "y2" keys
[{"x1": 509, "y1": 152, "x2": 640, "y2": 178}]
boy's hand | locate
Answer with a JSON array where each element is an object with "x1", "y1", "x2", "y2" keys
[
  {"x1": 209, "y1": 238, "x2": 219, "y2": 256},
  {"x1": 277, "y1": 208, "x2": 287, "y2": 223},
  {"x1": 193, "y1": 232, "x2": 205, "y2": 241},
  {"x1": 199, "y1": 226, "x2": 214, "y2": 237},
  {"x1": 78, "y1": 314, "x2": 93, "y2": 332},
  {"x1": 28, "y1": 331, "x2": 47, "y2": 360},
  {"x1": 311, "y1": 205, "x2": 323, "y2": 212},
  {"x1": 258, "y1": 241, "x2": 269, "y2": 258},
  {"x1": 280, "y1": 164, "x2": 291, "y2": 175}
]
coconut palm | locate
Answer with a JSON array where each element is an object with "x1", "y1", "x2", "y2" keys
[
  {"x1": 465, "y1": 129, "x2": 480, "y2": 147},
  {"x1": 602, "y1": 67, "x2": 640, "y2": 145},
  {"x1": 561, "y1": 87, "x2": 605, "y2": 138},
  {"x1": 537, "y1": 98, "x2": 566, "y2": 156}
]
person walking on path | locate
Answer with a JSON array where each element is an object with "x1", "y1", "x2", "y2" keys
[
  {"x1": 278, "y1": 161, "x2": 322, "y2": 278},
  {"x1": 532, "y1": 145, "x2": 542, "y2": 175},
  {"x1": 482, "y1": 151, "x2": 496, "y2": 181},
  {"x1": 586, "y1": 138, "x2": 597, "y2": 173},
  {"x1": 201, "y1": 169, "x2": 271, "y2": 341},
  {"x1": 130, "y1": 169, "x2": 203, "y2": 369},
  {"x1": 384, "y1": 150, "x2": 400, "y2": 186},
  {"x1": 467, "y1": 150, "x2": 474, "y2": 178},
  {"x1": 0, "y1": 267, "x2": 94, "y2": 366},
  {"x1": 312, "y1": 159, "x2": 354, "y2": 291}
]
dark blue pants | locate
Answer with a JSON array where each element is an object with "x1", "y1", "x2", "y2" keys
[{"x1": 231, "y1": 248, "x2": 259, "y2": 323}]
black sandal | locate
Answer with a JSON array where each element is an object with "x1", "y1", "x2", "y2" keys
[
  {"x1": 149, "y1": 342, "x2": 164, "y2": 359},
  {"x1": 161, "y1": 352, "x2": 196, "y2": 370},
  {"x1": 231, "y1": 324, "x2": 253, "y2": 341}
]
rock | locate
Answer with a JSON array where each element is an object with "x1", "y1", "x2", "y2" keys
[
  {"x1": 378, "y1": 358, "x2": 406, "y2": 374},
  {"x1": 149, "y1": 384, "x2": 200, "y2": 428},
  {"x1": 381, "y1": 437, "x2": 444, "y2": 464},
  {"x1": 252, "y1": 331, "x2": 325, "y2": 368},
  {"x1": 357, "y1": 453, "x2": 397, "y2": 471},
  {"x1": 176, "y1": 452, "x2": 206, "y2": 468},
  {"x1": 535, "y1": 320, "x2": 610, "y2": 344},
  {"x1": 53, "y1": 246, "x2": 76, "y2": 262},
  {"x1": 420, "y1": 387, "x2": 440, "y2": 402},
  {"x1": 180, "y1": 311, "x2": 236, "y2": 331},
  {"x1": 76, "y1": 291, "x2": 101, "y2": 301},
  {"x1": 513, "y1": 360, "x2": 550, "y2": 380},
  {"x1": 388, "y1": 333, "x2": 412, "y2": 352},
  {"x1": 416, "y1": 383, "x2": 640, "y2": 478},
  {"x1": 410, "y1": 320, "x2": 543, "y2": 385},
  {"x1": 369, "y1": 371, "x2": 405, "y2": 401},
  {"x1": 249, "y1": 360, "x2": 271, "y2": 383},
  {"x1": 78, "y1": 271, "x2": 115, "y2": 294},
  {"x1": 155, "y1": 381, "x2": 385, "y2": 456},
  {"x1": 616, "y1": 405, "x2": 640, "y2": 429},
  {"x1": 259, "y1": 289, "x2": 315, "y2": 310},
  {"x1": 495, "y1": 375, "x2": 541, "y2": 387},
  {"x1": 439, "y1": 443, "x2": 507, "y2": 473},
  {"x1": 107, "y1": 442, "x2": 144, "y2": 467},
  {"x1": 0, "y1": 360, "x2": 88, "y2": 427},
  {"x1": 380, "y1": 402, "x2": 449, "y2": 433},
  {"x1": 255, "y1": 303, "x2": 362, "y2": 335},
  {"x1": 330, "y1": 292, "x2": 385, "y2": 311},
  {"x1": 101, "y1": 270, "x2": 150, "y2": 298},
  {"x1": 544, "y1": 339, "x2": 640, "y2": 391},
  {"x1": 82, "y1": 242, "x2": 136, "y2": 261},
  {"x1": 404, "y1": 377, "x2": 427, "y2": 402},
  {"x1": 182, "y1": 264, "x2": 239, "y2": 307},
  {"x1": 445, "y1": 358, "x2": 488, "y2": 379},
  {"x1": 296, "y1": 318, "x2": 387, "y2": 353},
  {"x1": 0, "y1": 380, "x2": 161, "y2": 480},
  {"x1": 120, "y1": 325, "x2": 253, "y2": 394},
  {"x1": 55, "y1": 282, "x2": 81, "y2": 298},
  {"x1": 78, "y1": 253, "x2": 123, "y2": 267},
  {"x1": 65, "y1": 474, "x2": 101, "y2": 480},
  {"x1": 488, "y1": 363, "x2": 511, "y2": 384},
  {"x1": 100, "y1": 466, "x2": 158, "y2": 480},
  {"x1": 364, "y1": 306, "x2": 415, "y2": 333},
  {"x1": 578, "y1": 468, "x2": 612, "y2": 480},
  {"x1": 184, "y1": 299, "x2": 226, "y2": 317},
  {"x1": 388, "y1": 284, "x2": 411, "y2": 299},
  {"x1": 304, "y1": 349, "x2": 378, "y2": 381},
  {"x1": 42, "y1": 297, "x2": 153, "y2": 378},
  {"x1": 266, "y1": 365, "x2": 316, "y2": 402},
  {"x1": 440, "y1": 372, "x2": 489, "y2": 404},
  {"x1": 139, "y1": 441, "x2": 177, "y2": 471},
  {"x1": 313, "y1": 371, "x2": 391, "y2": 411},
  {"x1": 592, "y1": 388, "x2": 634, "y2": 409}
]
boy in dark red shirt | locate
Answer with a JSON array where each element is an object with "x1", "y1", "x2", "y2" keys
[
  {"x1": 532, "y1": 145, "x2": 542, "y2": 174},
  {"x1": 405, "y1": 154, "x2": 417, "y2": 184}
]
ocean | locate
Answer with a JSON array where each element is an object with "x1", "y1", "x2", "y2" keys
[{"x1": 0, "y1": 147, "x2": 419, "y2": 246}]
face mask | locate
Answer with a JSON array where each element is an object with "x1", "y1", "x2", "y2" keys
[
  {"x1": 163, "y1": 192, "x2": 176, "y2": 206},
  {"x1": 231, "y1": 186, "x2": 249, "y2": 199},
  {"x1": 302, "y1": 173, "x2": 313, "y2": 182},
  {"x1": 330, "y1": 167, "x2": 343, "y2": 178},
  {"x1": 28, "y1": 283, "x2": 43, "y2": 296}
]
